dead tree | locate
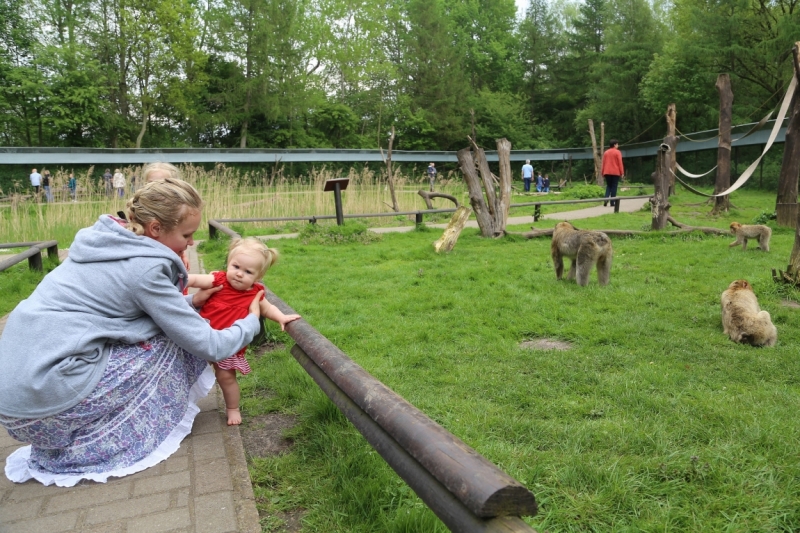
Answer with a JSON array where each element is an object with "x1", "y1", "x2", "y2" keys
[
  {"x1": 433, "y1": 206, "x2": 472, "y2": 253},
  {"x1": 456, "y1": 137, "x2": 513, "y2": 237},
  {"x1": 665, "y1": 103, "x2": 678, "y2": 196},
  {"x1": 712, "y1": 74, "x2": 732, "y2": 214},
  {"x1": 588, "y1": 119, "x2": 603, "y2": 186},
  {"x1": 381, "y1": 126, "x2": 399, "y2": 212},
  {"x1": 417, "y1": 190, "x2": 459, "y2": 209},
  {"x1": 652, "y1": 143, "x2": 671, "y2": 230},
  {"x1": 776, "y1": 42, "x2": 800, "y2": 228}
]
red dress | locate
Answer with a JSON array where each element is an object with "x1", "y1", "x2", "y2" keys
[{"x1": 199, "y1": 271, "x2": 264, "y2": 375}]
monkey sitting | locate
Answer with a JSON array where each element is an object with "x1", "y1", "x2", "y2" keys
[
  {"x1": 551, "y1": 221, "x2": 613, "y2": 286},
  {"x1": 729, "y1": 222, "x2": 771, "y2": 252},
  {"x1": 720, "y1": 279, "x2": 777, "y2": 347}
]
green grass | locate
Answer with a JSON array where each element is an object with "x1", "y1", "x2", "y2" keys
[
  {"x1": 209, "y1": 189, "x2": 800, "y2": 532},
  {"x1": 0, "y1": 257, "x2": 61, "y2": 315}
]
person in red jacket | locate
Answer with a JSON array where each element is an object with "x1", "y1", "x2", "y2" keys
[{"x1": 601, "y1": 139, "x2": 624, "y2": 207}]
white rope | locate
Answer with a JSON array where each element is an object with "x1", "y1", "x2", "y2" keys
[
  {"x1": 675, "y1": 161, "x2": 717, "y2": 179},
  {"x1": 714, "y1": 75, "x2": 796, "y2": 197}
]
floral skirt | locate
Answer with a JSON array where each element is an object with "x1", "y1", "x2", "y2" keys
[{"x1": 0, "y1": 334, "x2": 214, "y2": 487}]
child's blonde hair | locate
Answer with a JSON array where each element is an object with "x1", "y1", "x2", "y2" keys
[
  {"x1": 126, "y1": 178, "x2": 203, "y2": 235},
  {"x1": 228, "y1": 237, "x2": 278, "y2": 279},
  {"x1": 142, "y1": 161, "x2": 181, "y2": 182}
]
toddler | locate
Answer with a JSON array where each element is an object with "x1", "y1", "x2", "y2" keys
[{"x1": 188, "y1": 237, "x2": 301, "y2": 425}]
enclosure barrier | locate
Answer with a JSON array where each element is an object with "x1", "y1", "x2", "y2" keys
[
  {"x1": 0, "y1": 241, "x2": 59, "y2": 272},
  {"x1": 515, "y1": 194, "x2": 654, "y2": 221},
  {"x1": 267, "y1": 290, "x2": 538, "y2": 532}
]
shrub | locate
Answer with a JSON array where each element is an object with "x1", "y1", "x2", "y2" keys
[
  {"x1": 560, "y1": 183, "x2": 605, "y2": 200},
  {"x1": 298, "y1": 222, "x2": 382, "y2": 245}
]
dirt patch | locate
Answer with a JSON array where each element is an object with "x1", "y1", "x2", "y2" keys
[
  {"x1": 260, "y1": 509, "x2": 307, "y2": 532},
  {"x1": 520, "y1": 338, "x2": 572, "y2": 351},
  {"x1": 781, "y1": 299, "x2": 800, "y2": 309},
  {"x1": 252, "y1": 342, "x2": 287, "y2": 358},
  {"x1": 241, "y1": 413, "x2": 298, "y2": 458}
]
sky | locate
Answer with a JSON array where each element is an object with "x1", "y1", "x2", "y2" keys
[{"x1": 516, "y1": 0, "x2": 528, "y2": 16}]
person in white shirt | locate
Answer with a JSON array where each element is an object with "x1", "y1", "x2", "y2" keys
[
  {"x1": 521, "y1": 160, "x2": 533, "y2": 192},
  {"x1": 29, "y1": 168, "x2": 42, "y2": 196}
]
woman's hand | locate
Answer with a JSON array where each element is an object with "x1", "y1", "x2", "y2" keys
[
  {"x1": 191, "y1": 285, "x2": 223, "y2": 308},
  {"x1": 249, "y1": 291, "x2": 265, "y2": 317}
]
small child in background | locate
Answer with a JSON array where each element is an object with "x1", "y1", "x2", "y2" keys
[
  {"x1": 68, "y1": 172, "x2": 77, "y2": 201},
  {"x1": 187, "y1": 238, "x2": 301, "y2": 425},
  {"x1": 542, "y1": 174, "x2": 551, "y2": 193},
  {"x1": 535, "y1": 172, "x2": 543, "y2": 192}
]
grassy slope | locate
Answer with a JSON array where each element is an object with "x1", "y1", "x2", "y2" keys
[{"x1": 209, "y1": 189, "x2": 800, "y2": 532}]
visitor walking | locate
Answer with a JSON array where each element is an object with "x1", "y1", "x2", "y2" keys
[
  {"x1": 68, "y1": 172, "x2": 77, "y2": 201},
  {"x1": 427, "y1": 163, "x2": 437, "y2": 191},
  {"x1": 103, "y1": 169, "x2": 113, "y2": 197},
  {"x1": 42, "y1": 170, "x2": 53, "y2": 203},
  {"x1": 601, "y1": 139, "x2": 624, "y2": 207},
  {"x1": 521, "y1": 160, "x2": 533, "y2": 192},
  {"x1": 29, "y1": 168, "x2": 41, "y2": 196},
  {"x1": 113, "y1": 168, "x2": 126, "y2": 198}
]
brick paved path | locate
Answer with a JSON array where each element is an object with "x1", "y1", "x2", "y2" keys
[{"x1": 0, "y1": 244, "x2": 260, "y2": 533}]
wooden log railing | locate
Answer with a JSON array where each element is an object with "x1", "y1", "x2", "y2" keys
[
  {"x1": 0, "y1": 241, "x2": 59, "y2": 272},
  {"x1": 269, "y1": 290, "x2": 538, "y2": 532},
  {"x1": 512, "y1": 194, "x2": 653, "y2": 221}
]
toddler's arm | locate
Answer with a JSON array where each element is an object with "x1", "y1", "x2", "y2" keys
[
  {"x1": 259, "y1": 298, "x2": 301, "y2": 331},
  {"x1": 187, "y1": 273, "x2": 216, "y2": 289}
]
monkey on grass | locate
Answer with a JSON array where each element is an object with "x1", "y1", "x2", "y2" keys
[
  {"x1": 551, "y1": 221, "x2": 613, "y2": 286},
  {"x1": 729, "y1": 222, "x2": 771, "y2": 252},
  {"x1": 720, "y1": 279, "x2": 777, "y2": 347}
]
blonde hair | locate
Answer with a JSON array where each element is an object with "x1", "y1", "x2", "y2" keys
[
  {"x1": 126, "y1": 178, "x2": 203, "y2": 235},
  {"x1": 142, "y1": 161, "x2": 181, "y2": 182},
  {"x1": 228, "y1": 237, "x2": 278, "y2": 279}
]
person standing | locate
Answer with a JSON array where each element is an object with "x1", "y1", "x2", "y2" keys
[
  {"x1": 42, "y1": 170, "x2": 53, "y2": 203},
  {"x1": 601, "y1": 139, "x2": 624, "y2": 207},
  {"x1": 29, "y1": 168, "x2": 42, "y2": 197},
  {"x1": 521, "y1": 160, "x2": 534, "y2": 192},
  {"x1": 535, "y1": 171, "x2": 543, "y2": 193},
  {"x1": 542, "y1": 174, "x2": 551, "y2": 193},
  {"x1": 68, "y1": 172, "x2": 77, "y2": 201},
  {"x1": 113, "y1": 168, "x2": 126, "y2": 198},
  {"x1": 103, "y1": 168, "x2": 113, "y2": 197},
  {"x1": 427, "y1": 163, "x2": 437, "y2": 191}
]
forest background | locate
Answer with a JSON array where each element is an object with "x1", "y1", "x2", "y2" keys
[{"x1": 1, "y1": 0, "x2": 799, "y2": 153}]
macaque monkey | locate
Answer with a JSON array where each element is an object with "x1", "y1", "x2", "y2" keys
[
  {"x1": 720, "y1": 279, "x2": 777, "y2": 347},
  {"x1": 551, "y1": 221, "x2": 613, "y2": 286},
  {"x1": 729, "y1": 222, "x2": 771, "y2": 252}
]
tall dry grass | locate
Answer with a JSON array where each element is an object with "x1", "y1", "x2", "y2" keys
[{"x1": 0, "y1": 164, "x2": 466, "y2": 244}]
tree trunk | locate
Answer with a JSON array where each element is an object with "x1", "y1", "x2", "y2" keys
[
  {"x1": 458, "y1": 148, "x2": 495, "y2": 237},
  {"x1": 665, "y1": 103, "x2": 678, "y2": 196},
  {"x1": 135, "y1": 104, "x2": 148, "y2": 149},
  {"x1": 385, "y1": 126, "x2": 399, "y2": 212},
  {"x1": 712, "y1": 74, "x2": 732, "y2": 214},
  {"x1": 434, "y1": 206, "x2": 472, "y2": 253},
  {"x1": 652, "y1": 145, "x2": 671, "y2": 230},
  {"x1": 495, "y1": 138, "x2": 513, "y2": 233},
  {"x1": 599, "y1": 121, "x2": 605, "y2": 186},
  {"x1": 588, "y1": 119, "x2": 602, "y2": 186},
  {"x1": 776, "y1": 42, "x2": 800, "y2": 228}
]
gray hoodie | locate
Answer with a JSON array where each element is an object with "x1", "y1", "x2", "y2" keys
[{"x1": 0, "y1": 215, "x2": 260, "y2": 418}]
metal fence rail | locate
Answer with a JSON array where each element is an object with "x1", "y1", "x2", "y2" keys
[
  {"x1": 0, "y1": 241, "x2": 59, "y2": 272},
  {"x1": 268, "y1": 291, "x2": 537, "y2": 532}
]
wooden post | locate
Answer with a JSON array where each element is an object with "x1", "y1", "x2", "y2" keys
[
  {"x1": 588, "y1": 120, "x2": 602, "y2": 186},
  {"x1": 665, "y1": 103, "x2": 678, "y2": 196},
  {"x1": 651, "y1": 144, "x2": 671, "y2": 230},
  {"x1": 495, "y1": 137, "x2": 513, "y2": 233},
  {"x1": 457, "y1": 148, "x2": 496, "y2": 237},
  {"x1": 776, "y1": 42, "x2": 800, "y2": 228},
  {"x1": 599, "y1": 121, "x2": 605, "y2": 187},
  {"x1": 384, "y1": 126, "x2": 399, "y2": 212},
  {"x1": 712, "y1": 73, "x2": 732, "y2": 214},
  {"x1": 433, "y1": 206, "x2": 472, "y2": 253}
]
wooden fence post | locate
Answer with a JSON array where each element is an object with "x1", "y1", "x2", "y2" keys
[
  {"x1": 712, "y1": 74, "x2": 732, "y2": 214},
  {"x1": 776, "y1": 42, "x2": 800, "y2": 228},
  {"x1": 652, "y1": 144, "x2": 671, "y2": 230}
]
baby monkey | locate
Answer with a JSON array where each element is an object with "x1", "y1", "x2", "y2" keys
[
  {"x1": 729, "y1": 222, "x2": 771, "y2": 252},
  {"x1": 720, "y1": 279, "x2": 777, "y2": 347}
]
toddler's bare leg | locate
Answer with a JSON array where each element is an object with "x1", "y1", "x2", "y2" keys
[{"x1": 214, "y1": 365, "x2": 242, "y2": 425}]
